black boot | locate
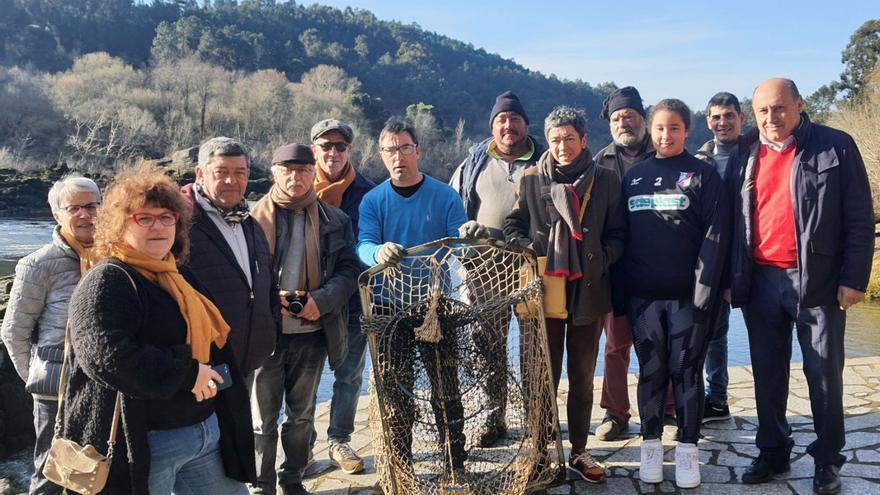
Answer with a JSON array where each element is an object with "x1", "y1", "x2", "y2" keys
[{"x1": 813, "y1": 465, "x2": 841, "y2": 495}]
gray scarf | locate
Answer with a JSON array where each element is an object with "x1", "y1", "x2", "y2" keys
[{"x1": 539, "y1": 149, "x2": 596, "y2": 281}]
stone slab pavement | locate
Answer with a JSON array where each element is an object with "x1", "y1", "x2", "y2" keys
[{"x1": 302, "y1": 356, "x2": 880, "y2": 494}]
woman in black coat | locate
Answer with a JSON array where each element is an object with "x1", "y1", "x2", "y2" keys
[{"x1": 60, "y1": 166, "x2": 255, "y2": 494}]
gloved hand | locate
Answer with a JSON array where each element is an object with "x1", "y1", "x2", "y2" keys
[
  {"x1": 458, "y1": 220, "x2": 489, "y2": 239},
  {"x1": 375, "y1": 242, "x2": 407, "y2": 266}
]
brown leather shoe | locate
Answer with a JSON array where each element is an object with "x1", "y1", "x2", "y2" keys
[{"x1": 569, "y1": 451, "x2": 607, "y2": 484}]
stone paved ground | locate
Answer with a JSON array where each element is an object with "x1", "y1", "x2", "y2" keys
[{"x1": 302, "y1": 356, "x2": 880, "y2": 494}]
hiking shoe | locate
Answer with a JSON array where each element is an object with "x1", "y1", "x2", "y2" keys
[
  {"x1": 329, "y1": 441, "x2": 365, "y2": 474},
  {"x1": 639, "y1": 438, "x2": 664, "y2": 483},
  {"x1": 702, "y1": 397, "x2": 731, "y2": 423},
  {"x1": 675, "y1": 442, "x2": 701, "y2": 488},
  {"x1": 596, "y1": 414, "x2": 629, "y2": 441},
  {"x1": 568, "y1": 451, "x2": 607, "y2": 484},
  {"x1": 662, "y1": 416, "x2": 678, "y2": 442}
]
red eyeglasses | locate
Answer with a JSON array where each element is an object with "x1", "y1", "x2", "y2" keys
[{"x1": 128, "y1": 211, "x2": 180, "y2": 228}]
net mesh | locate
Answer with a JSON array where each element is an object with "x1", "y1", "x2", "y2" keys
[{"x1": 360, "y1": 238, "x2": 563, "y2": 495}]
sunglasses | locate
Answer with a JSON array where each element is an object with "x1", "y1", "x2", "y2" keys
[
  {"x1": 316, "y1": 142, "x2": 349, "y2": 152},
  {"x1": 128, "y1": 211, "x2": 180, "y2": 228}
]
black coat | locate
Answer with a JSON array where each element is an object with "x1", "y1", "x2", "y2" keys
[
  {"x1": 182, "y1": 183, "x2": 280, "y2": 374},
  {"x1": 728, "y1": 114, "x2": 875, "y2": 308},
  {"x1": 62, "y1": 260, "x2": 256, "y2": 494}
]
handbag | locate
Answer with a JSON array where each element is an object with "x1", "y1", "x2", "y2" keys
[
  {"x1": 518, "y1": 177, "x2": 595, "y2": 320},
  {"x1": 42, "y1": 264, "x2": 134, "y2": 495},
  {"x1": 25, "y1": 344, "x2": 64, "y2": 396}
]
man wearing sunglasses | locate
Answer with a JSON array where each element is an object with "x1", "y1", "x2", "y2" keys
[{"x1": 307, "y1": 119, "x2": 374, "y2": 475}]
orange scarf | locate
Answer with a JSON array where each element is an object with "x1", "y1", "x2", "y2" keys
[
  {"x1": 314, "y1": 161, "x2": 355, "y2": 208},
  {"x1": 59, "y1": 228, "x2": 95, "y2": 275},
  {"x1": 111, "y1": 243, "x2": 230, "y2": 363}
]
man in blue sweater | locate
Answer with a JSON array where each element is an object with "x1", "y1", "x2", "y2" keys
[{"x1": 357, "y1": 119, "x2": 469, "y2": 475}]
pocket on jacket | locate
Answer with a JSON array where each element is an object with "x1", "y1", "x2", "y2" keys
[{"x1": 25, "y1": 345, "x2": 64, "y2": 396}]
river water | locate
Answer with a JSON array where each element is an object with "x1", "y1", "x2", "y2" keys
[{"x1": 2, "y1": 218, "x2": 879, "y2": 403}]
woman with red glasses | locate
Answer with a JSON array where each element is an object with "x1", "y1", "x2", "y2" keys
[{"x1": 59, "y1": 165, "x2": 255, "y2": 494}]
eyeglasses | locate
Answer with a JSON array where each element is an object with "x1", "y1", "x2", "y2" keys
[
  {"x1": 380, "y1": 144, "x2": 417, "y2": 156},
  {"x1": 128, "y1": 211, "x2": 180, "y2": 228},
  {"x1": 316, "y1": 142, "x2": 349, "y2": 152},
  {"x1": 62, "y1": 203, "x2": 100, "y2": 215}
]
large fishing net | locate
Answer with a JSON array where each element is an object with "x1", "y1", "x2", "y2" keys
[{"x1": 359, "y1": 238, "x2": 564, "y2": 495}]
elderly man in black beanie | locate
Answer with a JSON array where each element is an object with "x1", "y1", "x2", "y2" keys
[{"x1": 449, "y1": 90, "x2": 546, "y2": 447}]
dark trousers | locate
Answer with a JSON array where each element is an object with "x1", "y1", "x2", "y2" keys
[
  {"x1": 377, "y1": 313, "x2": 467, "y2": 472},
  {"x1": 30, "y1": 398, "x2": 62, "y2": 495},
  {"x1": 545, "y1": 317, "x2": 603, "y2": 453},
  {"x1": 628, "y1": 298, "x2": 710, "y2": 444},
  {"x1": 251, "y1": 331, "x2": 328, "y2": 493},
  {"x1": 742, "y1": 265, "x2": 846, "y2": 467}
]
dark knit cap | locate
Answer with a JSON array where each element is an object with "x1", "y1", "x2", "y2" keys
[
  {"x1": 271, "y1": 143, "x2": 314, "y2": 165},
  {"x1": 600, "y1": 86, "x2": 646, "y2": 121},
  {"x1": 489, "y1": 90, "x2": 529, "y2": 127}
]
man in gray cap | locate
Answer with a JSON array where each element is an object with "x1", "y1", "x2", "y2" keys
[
  {"x1": 448, "y1": 90, "x2": 546, "y2": 446},
  {"x1": 249, "y1": 144, "x2": 360, "y2": 495},
  {"x1": 308, "y1": 119, "x2": 374, "y2": 474},
  {"x1": 594, "y1": 86, "x2": 676, "y2": 442}
]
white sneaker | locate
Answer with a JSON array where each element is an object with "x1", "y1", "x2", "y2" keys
[
  {"x1": 675, "y1": 442, "x2": 701, "y2": 488},
  {"x1": 639, "y1": 438, "x2": 664, "y2": 483}
]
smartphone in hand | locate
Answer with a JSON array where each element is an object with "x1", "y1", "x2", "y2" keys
[{"x1": 211, "y1": 363, "x2": 233, "y2": 391}]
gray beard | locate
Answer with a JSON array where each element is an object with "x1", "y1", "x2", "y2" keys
[{"x1": 612, "y1": 125, "x2": 647, "y2": 149}]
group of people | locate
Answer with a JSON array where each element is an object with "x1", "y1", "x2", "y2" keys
[{"x1": 1, "y1": 75, "x2": 872, "y2": 495}]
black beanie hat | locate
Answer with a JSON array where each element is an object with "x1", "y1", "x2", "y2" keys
[
  {"x1": 600, "y1": 86, "x2": 646, "y2": 121},
  {"x1": 489, "y1": 90, "x2": 529, "y2": 127}
]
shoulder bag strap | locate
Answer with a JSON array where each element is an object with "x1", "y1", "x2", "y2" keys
[
  {"x1": 578, "y1": 177, "x2": 596, "y2": 222},
  {"x1": 52, "y1": 263, "x2": 137, "y2": 460}
]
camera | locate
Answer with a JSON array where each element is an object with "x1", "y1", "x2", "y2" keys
[{"x1": 286, "y1": 293, "x2": 308, "y2": 316}]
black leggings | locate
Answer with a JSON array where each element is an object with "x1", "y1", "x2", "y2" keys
[{"x1": 627, "y1": 297, "x2": 711, "y2": 444}]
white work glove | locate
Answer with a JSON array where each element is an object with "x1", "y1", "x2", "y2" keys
[
  {"x1": 458, "y1": 220, "x2": 489, "y2": 239},
  {"x1": 376, "y1": 242, "x2": 407, "y2": 266}
]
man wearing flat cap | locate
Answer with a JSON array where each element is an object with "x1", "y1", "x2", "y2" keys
[
  {"x1": 308, "y1": 119, "x2": 374, "y2": 474},
  {"x1": 249, "y1": 144, "x2": 360, "y2": 495},
  {"x1": 593, "y1": 86, "x2": 676, "y2": 442},
  {"x1": 448, "y1": 90, "x2": 546, "y2": 446}
]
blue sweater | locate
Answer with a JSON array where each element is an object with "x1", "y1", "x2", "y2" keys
[{"x1": 357, "y1": 174, "x2": 467, "y2": 265}]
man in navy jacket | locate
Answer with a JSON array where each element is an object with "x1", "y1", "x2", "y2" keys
[{"x1": 729, "y1": 78, "x2": 873, "y2": 495}]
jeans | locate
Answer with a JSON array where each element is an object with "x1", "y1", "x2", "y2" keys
[
  {"x1": 251, "y1": 331, "x2": 328, "y2": 493},
  {"x1": 704, "y1": 303, "x2": 730, "y2": 404},
  {"x1": 30, "y1": 398, "x2": 62, "y2": 495},
  {"x1": 326, "y1": 315, "x2": 367, "y2": 442},
  {"x1": 147, "y1": 413, "x2": 249, "y2": 495},
  {"x1": 743, "y1": 265, "x2": 846, "y2": 467}
]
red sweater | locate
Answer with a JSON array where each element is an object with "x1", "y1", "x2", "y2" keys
[{"x1": 753, "y1": 144, "x2": 798, "y2": 267}]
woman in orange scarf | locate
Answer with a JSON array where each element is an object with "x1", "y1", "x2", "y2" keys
[{"x1": 60, "y1": 165, "x2": 255, "y2": 494}]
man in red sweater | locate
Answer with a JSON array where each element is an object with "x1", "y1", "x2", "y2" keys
[{"x1": 729, "y1": 78, "x2": 874, "y2": 495}]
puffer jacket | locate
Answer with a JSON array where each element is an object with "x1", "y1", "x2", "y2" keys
[{"x1": 1, "y1": 226, "x2": 80, "y2": 399}]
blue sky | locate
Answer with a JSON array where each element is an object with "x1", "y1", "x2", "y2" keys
[{"x1": 315, "y1": 0, "x2": 878, "y2": 109}]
